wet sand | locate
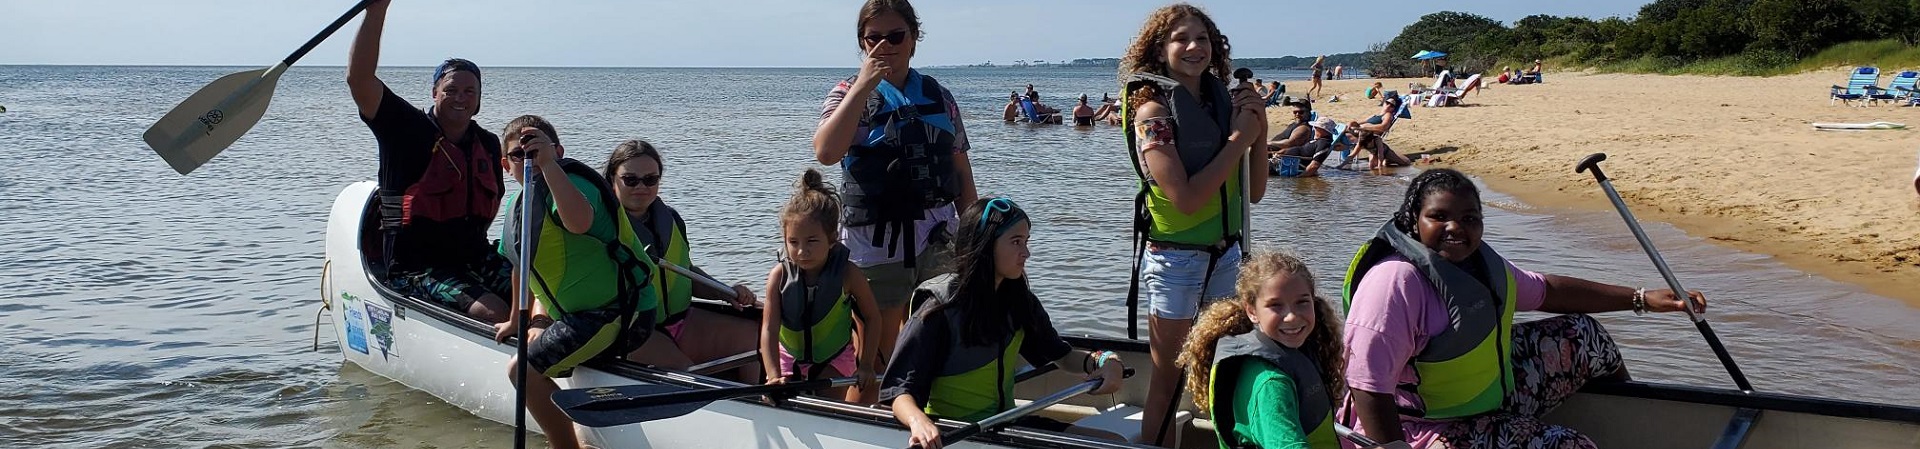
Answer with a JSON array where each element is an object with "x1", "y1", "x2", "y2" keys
[{"x1": 1276, "y1": 70, "x2": 1920, "y2": 306}]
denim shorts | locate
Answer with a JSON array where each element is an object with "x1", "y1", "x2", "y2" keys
[{"x1": 1140, "y1": 243, "x2": 1241, "y2": 320}]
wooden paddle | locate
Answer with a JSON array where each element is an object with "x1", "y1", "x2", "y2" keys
[
  {"x1": 553, "y1": 377, "x2": 855, "y2": 428},
  {"x1": 143, "y1": 0, "x2": 376, "y2": 175}
]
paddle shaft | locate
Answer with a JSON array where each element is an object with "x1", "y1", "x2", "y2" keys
[
  {"x1": 913, "y1": 378, "x2": 1102, "y2": 449},
  {"x1": 656, "y1": 259, "x2": 739, "y2": 302},
  {"x1": 1576, "y1": 154, "x2": 1754, "y2": 393},
  {"x1": 1335, "y1": 422, "x2": 1382, "y2": 448},
  {"x1": 514, "y1": 161, "x2": 536, "y2": 449},
  {"x1": 574, "y1": 377, "x2": 852, "y2": 412},
  {"x1": 283, "y1": 0, "x2": 379, "y2": 67}
]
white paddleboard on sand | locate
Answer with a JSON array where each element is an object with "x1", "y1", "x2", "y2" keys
[{"x1": 1813, "y1": 121, "x2": 1907, "y2": 130}]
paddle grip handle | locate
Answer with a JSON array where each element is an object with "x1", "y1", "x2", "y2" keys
[
  {"x1": 1574, "y1": 152, "x2": 1608, "y2": 182},
  {"x1": 284, "y1": 0, "x2": 380, "y2": 66}
]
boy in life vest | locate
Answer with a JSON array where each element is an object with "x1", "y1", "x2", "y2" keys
[
  {"x1": 1178, "y1": 250, "x2": 1358, "y2": 449},
  {"x1": 760, "y1": 168, "x2": 883, "y2": 403},
  {"x1": 492, "y1": 116, "x2": 659, "y2": 449}
]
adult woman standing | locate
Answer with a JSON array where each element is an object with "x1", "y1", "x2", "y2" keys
[
  {"x1": 1119, "y1": 3, "x2": 1268, "y2": 446},
  {"x1": 1342, "y1": 169, "x2": 1707, "y2": 449},
  {"x1": 603, "y1": 140, "x2": 762, "y2": 383},
  {"x1": 811, "y1": 0, "x2": 978, "y2": 372}
]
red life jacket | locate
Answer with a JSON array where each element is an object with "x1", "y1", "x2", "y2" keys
[{"x1": 400, "y1": 134, "x2": 502, "y2": 225}]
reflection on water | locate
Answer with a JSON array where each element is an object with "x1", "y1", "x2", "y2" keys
[{"x1": 0, "y1": 65, "x2": 1914, "y2": 447}]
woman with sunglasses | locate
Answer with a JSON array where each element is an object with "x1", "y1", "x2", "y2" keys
[
  {"x1": 604, "y1": 139, "x2": 763, "y2": 383},
  {"x1": 881, "y1": 197, "x2": 1126, "y2": 449},
  {"x1": 812, "y1": 0, "x2": 978, "y2": 374},
  {"x1": 1119, "y1": 4, "x2": 1268, "y2": 446}
]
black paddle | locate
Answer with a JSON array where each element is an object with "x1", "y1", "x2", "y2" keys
[
  {"x1": 553, "y1": 377, "x2": 854, "y2": 428},
  {"x1": 144, "y1": 0, "x2": 376, "y2": 175},
  {"x1": 1576, "y1": 153, "x2": 1754, "y2": 393},
  {"x1": 1335, "y1": 422, "x2": 1413, "y2": 449}
]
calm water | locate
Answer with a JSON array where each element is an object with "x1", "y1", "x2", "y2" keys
[{"x1": 1, "y1": 65, "x2": 1916, "y2": 447}]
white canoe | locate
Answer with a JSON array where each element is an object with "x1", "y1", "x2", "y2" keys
[{"x1": 321, "y1": 181, "x2": 1920, "y2": 449}]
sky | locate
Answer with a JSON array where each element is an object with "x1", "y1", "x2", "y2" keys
[{"x1": 3, "y1": 0, "x2": 1648, "y2": 67}]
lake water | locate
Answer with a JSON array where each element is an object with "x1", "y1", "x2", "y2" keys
[{"x1": 1, "y1": 65, "x2": 1915, "y2": 447}]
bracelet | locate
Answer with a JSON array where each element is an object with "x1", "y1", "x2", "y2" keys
[
  {"x1": 1084, "y1": 350, "x2": 1118, "y2": 371},
  {"x1": 1632, "y1": 288, "x2": 1648, "y2": 316}
]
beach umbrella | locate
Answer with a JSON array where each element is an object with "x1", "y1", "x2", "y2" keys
[{"x1": 1412, "y1": 50, "x2": 1448, "y2": 60}]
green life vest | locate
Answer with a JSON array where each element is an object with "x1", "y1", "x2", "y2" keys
[
  {"x1": 513, "y1": 158, "x2": 659, "y2": 323},
  {"x1": 633, "y1": 201, "x2": 695, "y2": 327},
  {"x1": 777, "y1": 244, "x2": 856, "y2": 376},
  {"x1": 1208, "y1": 332, "x2": 1340, "y2": 449},
  {"x1": 1341, "y1": 222, "x2": 1517, "y2": 419},
  {"x1": 1123, "y1": 72, "x2": 1244, "y2": 247},
  {"x1": 910, "y1": 273, "x2": 1027, "y2": 422}
]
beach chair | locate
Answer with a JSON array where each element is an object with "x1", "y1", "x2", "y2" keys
[
  {"x1": 1831, "y1": 67, "x2": 1886, "y2": 106},
  {"x1": 1017, "y1": 97, "x2": 1051, "y2": 123},
  {"x1": 1887, "y1": 71, "x2": 1920, "y2": 105}
]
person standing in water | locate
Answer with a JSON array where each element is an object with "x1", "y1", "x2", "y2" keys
[
  {"x1": 1120, "y1": 3, "x2": 1269, "y2": 446},
  {"x1": 811, "y1": 0, "x2": 978, "y2": 373}
]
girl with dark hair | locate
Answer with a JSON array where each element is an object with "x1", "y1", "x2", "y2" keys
[
  {"x1": 1347, "y1": 93, "x2": 1411, "y2": 171},
  {"x1": 1118, "y1": 3, "x2": 1268, "y2": 446},
  {"x1": 761, "y1": 169, "x2": 883, "y2": 403},
  {"x1": 811, "y1": 0, "x2": 979, "y2": 375},
  {"x1": 1342, "y1": 169, "x2": 1707, "y2": 449},
  {"x1": 1177, "y1": 249, "x2": 1347, "y2": 449},
  {"x1": 880, "y1": 197, "x2": 1127, "y2": 449},
  {"x1": 603, "y1": 139, "x2": 762, "y2": 383}
]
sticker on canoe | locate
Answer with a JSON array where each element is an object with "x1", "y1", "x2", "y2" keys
[
  {"x1": 365, "y1": 302, "x2": 396, "y2": 360},
  {"x1": 342, "y1": 292, "x2": 370, "y2": 355}
]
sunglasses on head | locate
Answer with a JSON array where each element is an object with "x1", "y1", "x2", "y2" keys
[
  {"x1": 619, "y1": 173, "x2": 662, "y2": 188},
  {"x1": 862, "y1": 30, "x2": 909, "y2": 46},
  {"x1": 978, "y1": 197, "x2": 1018, "y2": 229}
]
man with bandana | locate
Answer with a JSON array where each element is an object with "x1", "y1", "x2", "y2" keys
[{"x1": 347, "y1": 0, "x2": 510, "y2": 323}]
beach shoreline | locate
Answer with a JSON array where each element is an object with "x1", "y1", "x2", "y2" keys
[{"x1": 1271, "y1": 70, "x2": 1920, "y2": 306}]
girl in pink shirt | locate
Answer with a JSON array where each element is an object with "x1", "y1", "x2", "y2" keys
[{"x1": 1339, "y1": 169, "x2": 1708, "y2": 449}]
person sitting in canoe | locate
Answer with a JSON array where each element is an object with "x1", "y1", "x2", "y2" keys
[
  {"x1": 492, "y1": 116, "x2": 660, "y2": 449},
  {"x1": 1342, "y1": 168, "x2": 1708, "y2": 449},
  {"x1": 1178, "y1": 250, "x2": 1351, "y2": 449},
  {"x1": 1120, "y1": 4, "x2": 1268, "y2": 445},
  {"x1": 347, "y1": 0, "x2": 510, "y2": 323},
  {"x1": 603, "y1": 140, "x2": 763, "y2": 384},
  {"x1": 883, "y1": 197, "x2": 1127, "y2": 449},
  {"x1": 760, "y1": 168, "x2": 883, "y2": 403},
  {"x1": 812, "y1": 0, "x2": 978, "y2": 377}
]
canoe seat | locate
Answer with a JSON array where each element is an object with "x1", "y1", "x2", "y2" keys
[
  {"x1": 1065, "y1": 404, "x2": 1190, "y2": 447},
  {"x1": 689, "y1": 349, "x2": 760, "y2": 377}
]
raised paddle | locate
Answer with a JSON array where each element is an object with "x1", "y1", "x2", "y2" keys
[
  {"x1": 512, "y1": 137, "x2": 539, "y2": 449},
  {"x1": 143, "y1": 0, "x2": 376, "y2": 175},
  {"x1": 553, "y1": 377, "x2": 856, "y2": 428},
  {"x1": 909, "y1": 377, "x2": 1106, "y2": 449},
  {"x1": 1576, "y1": 153, "x2": 1754, "y2": 393}
]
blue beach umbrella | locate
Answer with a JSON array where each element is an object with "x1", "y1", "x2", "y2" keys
[{"x1": 1411, "y1": 50, "x2": 1448, "y2": 60}]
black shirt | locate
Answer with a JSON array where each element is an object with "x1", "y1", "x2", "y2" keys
[{"x1": 361, "y1": 85, "x2": 503, "y2": 272}]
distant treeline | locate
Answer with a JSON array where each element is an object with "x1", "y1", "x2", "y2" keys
[{"x1": 1367, "y1": 0, "x2": 1920, "y2": 77}]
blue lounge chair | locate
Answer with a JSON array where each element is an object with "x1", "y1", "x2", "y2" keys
[
  {"x1": 1832, "y1": 67, "x2": 1886, "y2": 106},
  {"x1": 1888, "y1": 71, "x2": 1920, "y2": 105}
]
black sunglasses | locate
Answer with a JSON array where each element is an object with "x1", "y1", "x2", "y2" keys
[
  {"x1": 620, "y1": 174, "x2": 662, "y2": 188},
  {"x1": 507, "y1": 149, "x2": 538, "y2": 162},
  {"x1": 862, "y1": 30, "x2": 909, "y2": 46}
]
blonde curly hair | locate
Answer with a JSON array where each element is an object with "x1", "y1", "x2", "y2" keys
[
  {"x1": 1119, "y1": 3, "x2": 1234, "y2": 113},
  {"x1": 1175, "y1": 250, "x2": 1345, "y2": 410}
]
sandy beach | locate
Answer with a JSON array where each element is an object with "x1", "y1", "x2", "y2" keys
[{"x1": 1276, "y1": 70, "x2": 1920, "y2": 305}]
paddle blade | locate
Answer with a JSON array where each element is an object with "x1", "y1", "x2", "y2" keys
[
  {"x1": 143, "y1": 64, "x2": 286, "y2": 175},
  {"x1": 552, "y1": 383, "x2": 708, "y2": 428}
]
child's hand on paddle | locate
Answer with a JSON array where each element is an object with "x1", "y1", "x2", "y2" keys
[{"x1": 728, "y1": 284, "x2": 758, "y2": 309}]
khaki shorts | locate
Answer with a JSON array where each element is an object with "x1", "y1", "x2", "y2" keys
[{"x1": 861, "y1": 242, "x2": 952, "y2": 310}]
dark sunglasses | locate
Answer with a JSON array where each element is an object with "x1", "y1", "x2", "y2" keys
[
  {"x1": 862, "y1": 30, "x2": 909, "y2": 46},
  {"x1": 620, "y1": 174, "x2": 662, "y2": 188},
  {"x1": 507, "y1": 149, "x2": 538, "y2": 162}
]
